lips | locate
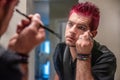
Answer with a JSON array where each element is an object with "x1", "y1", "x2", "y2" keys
[{"x1": 66, "y1": 36, "x2": 75, "y2": 42}]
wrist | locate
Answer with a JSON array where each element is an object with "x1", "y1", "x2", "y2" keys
[
  {"x1": 77, "y1": 54, "x2": 91, "y2": 61},
  {"x1": 16, "y1": 52, "x2": 29, "y2": 63}
]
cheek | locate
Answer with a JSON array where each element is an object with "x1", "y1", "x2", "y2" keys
[
  {"x1": 65, "y1": 29, "x2": 68, "y2": 37},
  {"x1": 76, "y1": 32, "x2": 83, "y2": 38},
  {"x1": 65, "y1": 26, "x2": 69, "y2": 34},
  {"x1": 0, "y1": 13, "x2": 4, "y2": 24}
]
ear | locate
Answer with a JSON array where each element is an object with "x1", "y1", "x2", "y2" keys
[{"x1": 91, "y1": 30, "x2": 97, "y2": 38}]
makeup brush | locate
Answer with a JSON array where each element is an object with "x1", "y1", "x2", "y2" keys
[{"x1": 16, "y1": 9, "x2": 61, "y2": 39}]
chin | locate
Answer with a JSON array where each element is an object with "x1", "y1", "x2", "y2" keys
[{"x1": 65, "y1": 41, "x2": 76, "y2": 47}]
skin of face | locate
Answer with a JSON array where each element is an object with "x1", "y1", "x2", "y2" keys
[
  {"x1": 0, "y1": 0, "x2": 19, "y2": 36},
  {"x1": 65, "y1": 12, "x2": 93, "y2": 47},
  {"x1": 0, "y1": 0, "x2": 6, "y2": 24}
]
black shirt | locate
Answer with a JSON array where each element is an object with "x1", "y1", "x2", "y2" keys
[
  {"x1": 0, "y1": 45, "x2": 28, "y2": 80},
  {"x1": 53, "y1": 41, "x2": 116, "y2": 80}
]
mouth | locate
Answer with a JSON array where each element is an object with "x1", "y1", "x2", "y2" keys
[
  {"x1": 66, "y1": 36, "x2": 76, "y2": 42},
  {"x1": 65, "y1": 36, "x2": 76, "y2": 47}
]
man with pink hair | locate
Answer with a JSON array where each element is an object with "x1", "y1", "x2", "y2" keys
[
  {"x1": 0, "y1": 0, "x2": 45, "y2": 80},
  {"x1": 53, "y1": 2, "x2": 116, "y2": 80}
]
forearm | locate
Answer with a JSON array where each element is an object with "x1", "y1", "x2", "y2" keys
[
  {"x1": 75, "y1": 59, "x2": 94, "y2": 80},
  {"x1": 54, "y1": 73, "x2": 59, "y2": 80}
]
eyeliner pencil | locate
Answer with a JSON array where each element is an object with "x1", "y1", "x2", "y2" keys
[{"x1": 16, "y1": 9, "x2": 61, "y2": 39}]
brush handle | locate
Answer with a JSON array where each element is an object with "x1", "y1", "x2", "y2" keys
[{"x1": 15, "y1": 9, "x2": 61, "y2": 39}]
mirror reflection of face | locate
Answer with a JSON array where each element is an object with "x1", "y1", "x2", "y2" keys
[{"x1": 65, "y1": 12, "x2": 92, "y2": 47}]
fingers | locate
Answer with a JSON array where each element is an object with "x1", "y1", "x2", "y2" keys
[
  {"x1": 16, "y1": 18, "x2": 30, "y2": 33},
  {"x1": 30, "y1": 13, "x2": 44, "y2": 29},
  {"x1": 17, "y1": 13, "x2": 46, "y2": 43},
  {"x1": 30, "y1": 14, "x2": 46, "y2": 42},
  {"x1": 16, "y1": 13, "x2": 44, "y2": 34},
  {"x1": 27, "y1": 13, "x2": 45, "y2": 32},
  {"x1": 78, "y1": 30, "x2": 93, "y2": 42},
  {"x1": 76, "y1": 30, "x2": 94, "y2": 54}
]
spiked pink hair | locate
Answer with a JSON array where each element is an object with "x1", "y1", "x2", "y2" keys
[{"x1": 69, "y1": 2, "x2": 100, "y2": 31}]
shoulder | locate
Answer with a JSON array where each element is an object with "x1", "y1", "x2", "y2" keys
[
  {"x1": 92, "y1": 40, "x2": 116, "y2": 65},
  {"x1": 56, "y1": 42, "x2": 66, "y2": 49},
  {"x1": 53, "y1": 43, "x2": 66, "y2": 79},
  {"x1": 54, "y1": 42, "x2": 66, "y2": 56},
  {"x1": 92, "y1": 41, "x2": 116, "y2": 79},
  {"x1": 93, "y1": 40, "x2": 115, "y2": 57}
]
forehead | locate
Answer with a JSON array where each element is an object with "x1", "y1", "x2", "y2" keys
[{"x1": 68, "y1": 13, "x2": 91, "y2": 25}]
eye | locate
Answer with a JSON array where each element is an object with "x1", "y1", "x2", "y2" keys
[
  {"x1": 67, "y1": 21, "x2": 73, "y2": 27},
  {"x1": 77, "y1": 25, "x2": 87, "y2": 31}
]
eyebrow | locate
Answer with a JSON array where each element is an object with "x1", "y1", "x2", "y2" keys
[{"x1": 67, "y1": 20, "x2": 88, "y2": 27}]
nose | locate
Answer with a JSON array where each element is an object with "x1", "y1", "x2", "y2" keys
[{"x1": 69, "y1": 25, "x2": 77, "y2": 34}]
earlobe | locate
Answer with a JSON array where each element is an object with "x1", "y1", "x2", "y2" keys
[{"x1": 91, "y1": 30, "x2": 97, "y2": 38}]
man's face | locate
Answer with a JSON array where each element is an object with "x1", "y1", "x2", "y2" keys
[
  {"x1": 0, "y1": 0, "x2": 19, "y2": 36},
  {"x1": 0, "y1": 0, "x2": 6, "y2": 23},
  {"x1": 65, "y1": 12, "x2": 92, "y2": 47}
]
